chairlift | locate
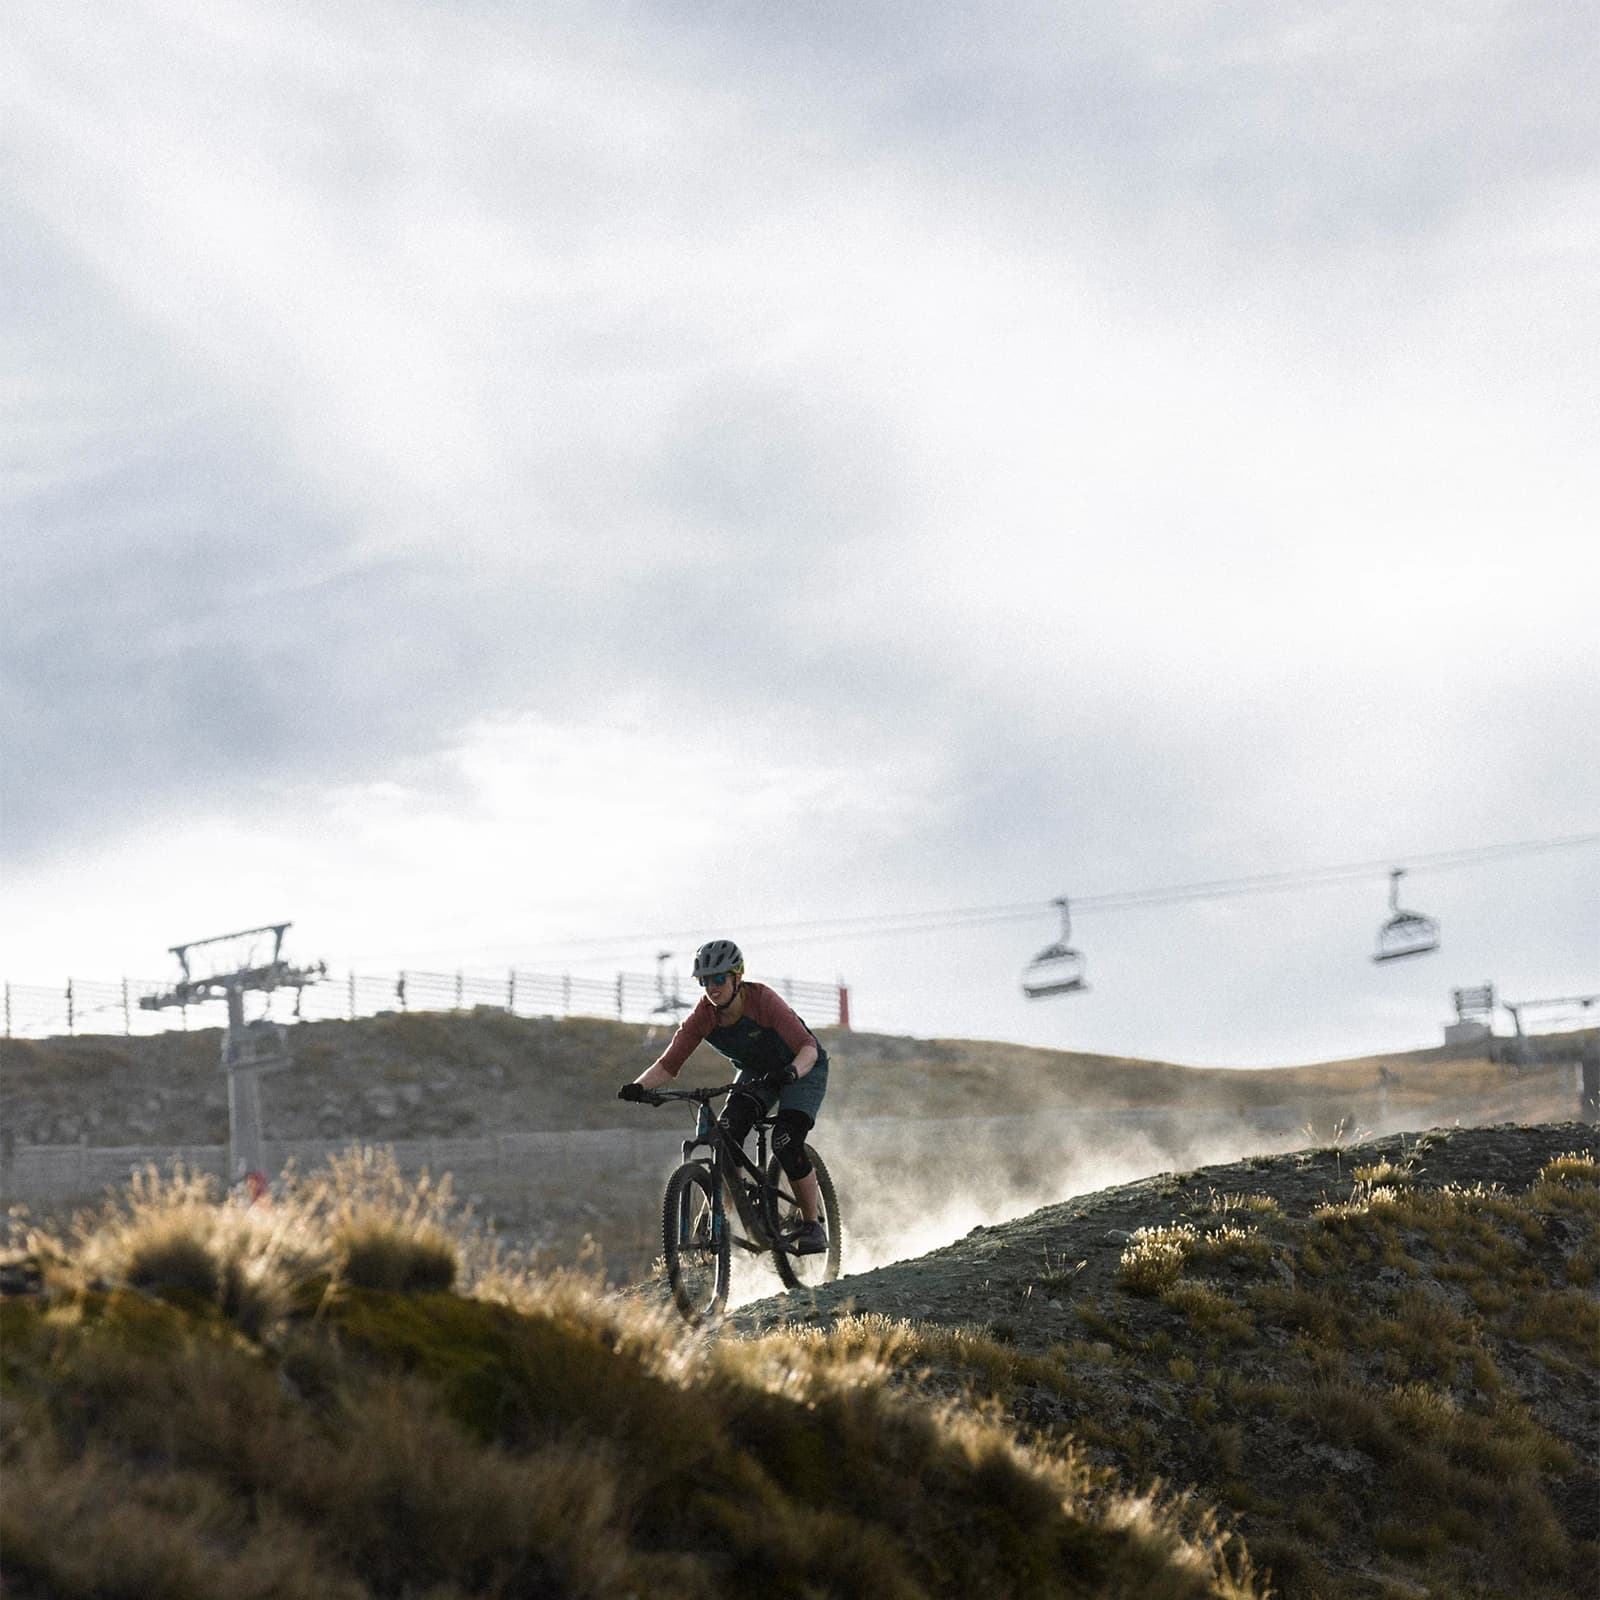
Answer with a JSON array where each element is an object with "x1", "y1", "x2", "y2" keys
[
  {"x1": 1022, "y1": 897, "x2": 1089, "y2": 998},
  {"x1": 1372, "y1": 868, "x2": 1440, "y2": 963}
]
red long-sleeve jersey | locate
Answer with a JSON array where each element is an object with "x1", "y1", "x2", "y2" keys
[{"x1": 648, "y1": 982, "x2": 821, "y2": 1080}]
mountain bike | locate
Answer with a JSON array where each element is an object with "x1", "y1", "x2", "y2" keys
[{"x1": 629, "y1": 1080, "x2": 842, "y2": 1324}]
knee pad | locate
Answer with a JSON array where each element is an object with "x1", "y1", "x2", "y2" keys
[{"x1": 771, "y1": 1107, "x2": 815, "y2": 1182}]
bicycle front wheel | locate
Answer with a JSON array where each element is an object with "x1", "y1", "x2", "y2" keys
[
  {"x1": 766, "y1": 1145, "x2": 842, "y2": 1291},
  {"x1": 662, "y1": 1162, "x2": 729, "y2": 1323}
]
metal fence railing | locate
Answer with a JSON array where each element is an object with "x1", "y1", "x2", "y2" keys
[{"x1": 1, "y1": 970, "x2": 850, "y2": 1041}]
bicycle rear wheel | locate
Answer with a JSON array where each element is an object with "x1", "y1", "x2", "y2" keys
[
  {"x1": 766, "y1": 1145, "x2": 842, "y2": 1290},
  {"x1": 662, "y1": 1162, "x2": 729, "y2": 1323}
]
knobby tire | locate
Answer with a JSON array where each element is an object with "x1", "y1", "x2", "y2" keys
[
  {"x1": 662, "y1": 1162, "x2": 729, "y2": 1323},
  {"x1": 765, "y1": 1144, "x2": 842, "y2": 1290}
]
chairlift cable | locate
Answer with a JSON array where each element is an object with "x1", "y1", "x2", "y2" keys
[
  {"x1": 713, "y1": 830, "x2": 1597, "y2": 945},
  {"x1": 382, "y1": 830, "x2": 1597, "y2": 965}
]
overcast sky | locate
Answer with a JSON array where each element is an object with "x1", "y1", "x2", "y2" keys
[{"x1": 4, "y1": 0, "x2": 1596, "y2": 1067}]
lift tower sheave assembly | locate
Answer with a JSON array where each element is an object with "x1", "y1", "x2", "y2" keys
[
  {"x1": 140, "y1": 923, "x2": 327, "y2": 1192},
  {"x1": 652, "y1": 949, "x2": 689, "y2": 1018}
]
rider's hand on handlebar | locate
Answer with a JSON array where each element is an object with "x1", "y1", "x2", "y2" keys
[
  {"x1": 618, "y1": 1082, "x2": 652, "y2": 1103},
  {"x1": 766, "y1": 1064, "x2": 799, "y2": 1089}
]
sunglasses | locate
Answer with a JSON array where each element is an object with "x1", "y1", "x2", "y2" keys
[{"x1": 698, "y1": 972, "x2": 736, "y2": 988}]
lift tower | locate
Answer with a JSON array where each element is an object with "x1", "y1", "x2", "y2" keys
[{"x1": 140, "y1": 923, "x2": 326, "y2": 1192}]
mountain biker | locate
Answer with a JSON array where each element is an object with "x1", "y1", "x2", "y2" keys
[{"x1": 619, "y1": 938, "x2": 830, "y2": 1254}]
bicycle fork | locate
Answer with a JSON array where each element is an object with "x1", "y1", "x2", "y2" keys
[{"x1": 674, "y1": 1139, "x2": 725, "y2": 1252}]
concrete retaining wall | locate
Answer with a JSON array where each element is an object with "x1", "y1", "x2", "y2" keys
[{"x1": 0, "y1": 1106, "x2": 1295, "y2": 1221}]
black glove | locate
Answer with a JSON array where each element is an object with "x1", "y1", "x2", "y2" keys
[
  {"x1": 766, "y1": 1064, "x2": 799, "y2": 1089},
  {"x1": 618, "y1": 1082, "x2": 649, "y2": 1103}
]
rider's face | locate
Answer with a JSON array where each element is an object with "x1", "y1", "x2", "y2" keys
[{"x1": 702, "y1": 972, "x2": 737, "y2": 1003}]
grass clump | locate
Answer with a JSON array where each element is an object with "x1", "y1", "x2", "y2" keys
[
  {"x1": 60, "y1": 1165, "x2": 330, "y2": 1340},
  {"x1": 1207, "y1": 1190, "x2": 1281, "y2": 1217},
  {"x1": 8, "y1": 1148, "x2": 479, "y2": 1345},
  {"x1": 306, "y1": 1146, "x2": 463, "y2": 1293},
  {"x1": 1349, "y1": 1158, "x2": 1415, "y2": 1188},
  {"x1": 1535, "y1": 1149, "x2": 1600, "y2": 1191},
  {"x1": 1160, "y1": 1281, "x2": 1256, "y2": 1345},
  {"x1": 1183, "y1": 1224, "x2": 1276, "y2": 1275},
  {"x1": 1116, "y1": 1223, "x2": 1198, "y2": 1295}
]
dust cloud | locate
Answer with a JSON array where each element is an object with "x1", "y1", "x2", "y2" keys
[
  {"x1": 718, "y1": 1056, "x2": 1595, "y2": 1308},
  {"x1": 724, "y1": 1108, "x2": 1310, "y2": 1310}
]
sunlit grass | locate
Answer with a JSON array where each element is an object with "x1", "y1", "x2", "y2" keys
[
  {"x1": 1206, "y1": 1189, "x2": 1281, "y2": 1217},
  {"x1": 11, "y1": 1148, "x2": 520, "y2": 1332},
  {"x1": 4, "y1": 1130, "x2": 1593, "y2": 1600},
  {"x1": 1183, "y1": 1223, "x2": 1277, "y2": 1274},
  {"x1": 1116, "y1": 1222, "x2": 1198, "y2": 1296},
  {"x1": 1, "y1": 1156, "x2": 1274, "y2": 1600},
  {"x1": 1349, "y1": 1158, "x2": 1415, "y2": 1188},
  {"x1": 1159, "y1": 1281, "x2": 1256, "y2": 1344}
]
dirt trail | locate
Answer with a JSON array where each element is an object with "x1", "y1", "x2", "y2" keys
[{"x1": 735, "y1": 1120, "x2": 1600, "y2": 1344}]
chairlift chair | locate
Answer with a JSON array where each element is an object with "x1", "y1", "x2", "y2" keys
[
  {"x1": 1372, "y1": 868, "x2": 1440, "y2": 963},
  {"x1": 1022, "y1": 896, "x2": 1089, "y2": 998}
]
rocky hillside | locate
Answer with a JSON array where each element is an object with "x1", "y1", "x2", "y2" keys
[
  {"x1": 735, "y1": 1120, "x2": 1600, "y2": 1599},
  {"x1": 1, "y1": 1118, "x2": 1593, "y2": 1598},
  {"x1": 7, "y1": 1013, "x2": 1589, "y2": 1294},
  {"x1": 3, "y1": 1010, "x2": 1588, "y2": 1149}
]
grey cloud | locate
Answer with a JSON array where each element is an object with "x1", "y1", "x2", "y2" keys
[
  {"x1": 5, "y1": 0, "x2": 1594, "y2": 1036},
  {"x1": 643, "y1": 378, "x2": 899, "y2": 541},
  {"x1": 647, "y1": 1, "x2": 1598, "y2": 280},
  {"x1": 3, "y1": 464, "x2": 594, "y2": 862},
  {"x1": 0, "y1": 246, "x2": 924, "y2": 863}
]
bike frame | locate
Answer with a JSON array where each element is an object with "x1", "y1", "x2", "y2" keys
[
  {"x1": 658, "y1": 1082, "x2": 794, "y2": 1254},
  {"x1": 641, "y1": 1078, "x2": 841, "y2": 1321}
]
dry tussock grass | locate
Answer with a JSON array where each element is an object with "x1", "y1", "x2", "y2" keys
[
  {"x1": 1117, "y1": 1223, "x2": 1200, "y2": 1296},
  {"x1": 1349, "y1": 1158, "x2": 1416, "y2": 1188},
  {"x1": 6, "y1": 1135, "x2": 1591, "y2": 1600},
  {"x1": 1183, "y1": 1224, "x2": 1276, "y2": 1273},
  {"x1": 1, "y1": 1156, "x2": 1273, "y2": 1600},
  {"x1": 1004, "y1": 1134, "x2": 1600, "y2": 1600},
  {"x1": 1206, "y1": 1190, "x2": 1280, "y2": 1217},
  {"x1": 1158, "y1": 1281, "x2": 1255, "y2": 1344},
  {"x1": 1536, "y1": 1149, "x2": 1600, "y2": 1189},
  {"x1": 1, "y1": 1434, "x2": 355, "y2": 1600},
  {"x1": 7, "y1": 1149, "x2": 495, "y2": 1338}
]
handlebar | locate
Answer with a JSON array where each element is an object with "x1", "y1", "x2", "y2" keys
[{"x1": 634, "y1": 1082, "x2": 742, "y2": 1107}]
